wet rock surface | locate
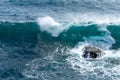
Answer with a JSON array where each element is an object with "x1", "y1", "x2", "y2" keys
[{"x1": 82, "y1": 46, "x2": 105, "y2": 58}]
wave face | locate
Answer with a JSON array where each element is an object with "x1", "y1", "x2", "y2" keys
[{"x1": 1, "y1": 0, "x2": 120, "y2": 80}]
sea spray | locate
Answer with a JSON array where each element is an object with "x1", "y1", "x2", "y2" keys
[{"x1": 37, "y1": 16, "x2": 73, "y2": 37}]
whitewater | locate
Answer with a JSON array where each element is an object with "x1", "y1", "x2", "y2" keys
[{"x1": 0, "y1": 0, "x2": 120, "y2": 80}]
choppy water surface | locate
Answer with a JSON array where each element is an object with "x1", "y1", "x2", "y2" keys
[{"x1": 0, "y1": 0, "x2": 120, "y2": 80}]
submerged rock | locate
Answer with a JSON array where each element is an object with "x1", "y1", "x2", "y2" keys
[{"x1": 82, "y1": 46, "x2": 105, "y2": 58}]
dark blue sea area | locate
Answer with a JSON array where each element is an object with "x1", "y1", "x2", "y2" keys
[{"x1": 0, "y1": 0, "x2": 120, "y2": 80}]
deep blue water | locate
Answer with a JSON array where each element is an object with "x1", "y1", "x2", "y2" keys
[{"x1": 0, "y1": 0, "x2": 120, "y2": 80}]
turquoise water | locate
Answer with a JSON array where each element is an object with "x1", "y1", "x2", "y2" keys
[
  {"x1": 0, "y1": 22, "x2": 120, "y2": 80},
  {"x1": 0, "y1": 0, "x2": 120, "y2": 80}
]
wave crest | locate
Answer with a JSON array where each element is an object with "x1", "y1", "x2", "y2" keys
[{"x1": 37, "y1": 16, "x2": 71, "y2": 37}]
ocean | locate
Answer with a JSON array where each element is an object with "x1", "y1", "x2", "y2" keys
[{"x1": 0, "y1": 0, "x2": 120, "y2": 80}]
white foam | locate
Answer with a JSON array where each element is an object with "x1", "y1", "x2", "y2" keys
[
  {"x1": 66, "y1": 13, "x2": 120, "y2": 25},
  {"x1": 37, "y1": 14, "x2": 120, "y2": 37},
  {"x1": 37, "y1": 16, "x2": 72, "y2": 37},
  {"x1": 67, "y1": 43, "x2": 120, "y2": 80}
]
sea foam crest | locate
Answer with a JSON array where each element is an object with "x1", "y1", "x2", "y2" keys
[
  {"x1": 67, "y1": 13, "x2": 120, "y2": 25},
  {"x1": 37, "y1": 16, "x2": 71, "y2": 37},
  {"x1": 37, "y1": 15, "x2": 120, "y2": 37}
]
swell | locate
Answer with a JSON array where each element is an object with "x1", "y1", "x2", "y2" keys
[
  {"x1": 7, "y1": 0, "x2": 119, "y2": 7},
  {"x1": 0, "y1": 22, "x2": 39, "y2": 42},
  {"x1": 0, "y1": 21, "x2": 119, "y2": 49},
  {"x1": 107, "y1": 25, "x2": 120, "y2": 49}
]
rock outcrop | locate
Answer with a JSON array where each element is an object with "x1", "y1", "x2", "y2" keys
[{"x1": 82, "y1": 46, "x2": 105, "y2": 58}]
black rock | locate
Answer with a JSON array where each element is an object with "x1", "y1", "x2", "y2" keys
[{"x1": 82, "y1": 46, "x2": 105, "y2": 58}]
